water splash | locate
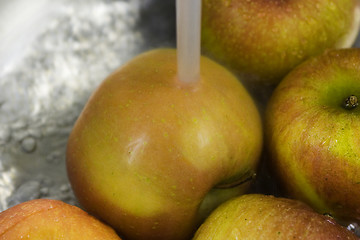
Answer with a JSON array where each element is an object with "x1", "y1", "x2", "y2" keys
[{"x1": 0, "y1": 0, "x2": 145, "y2": 211}]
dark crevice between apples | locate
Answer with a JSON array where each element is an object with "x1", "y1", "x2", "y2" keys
[{"x1": 215, "y1": 171, "x2": 257, "y2": 189}]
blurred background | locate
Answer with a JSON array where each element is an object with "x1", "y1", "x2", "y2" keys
[
  {"x1": 0, "y1": 0, "x2": 359, "y2": 216},
  {"x1": 0, "y1": 0, "x2": 176, "y2": 211}
]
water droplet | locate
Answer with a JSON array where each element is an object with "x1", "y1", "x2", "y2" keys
[
  {"x1": 21, "y1": 136, "x2": 37, "y2": 153},
  {"x1": 348, "y1": 223, "x2": 360, "y2": 237}
]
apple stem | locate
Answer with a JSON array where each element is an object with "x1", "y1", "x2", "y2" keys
[
  {"x1": 344, "y1": 95, "x2": 358, "y2": 109},
  {"x1": 176, "y1": 0, "x2": 201, "y2": 85}
]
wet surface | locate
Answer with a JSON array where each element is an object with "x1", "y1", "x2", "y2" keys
[
  {"x1": 0, "y1": 0, "x2": 360, "y2": 235},
  {"x1": 0, "y1": 0, "x2": 174, "y2": 210}
]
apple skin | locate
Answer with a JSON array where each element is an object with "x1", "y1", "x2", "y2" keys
[
  {"x1": 265, "y1": 48, "x2": 360, "y2": 224},
  {"x1": 193, "y1": 194, "x2": 359, "y2": 240},
  {"x1": 201, "y1": 0, "x2": 360, "y2": 85},
  {"x1": 66, "y1": 49, "x2": 263, "y2": 240},
  {"x1": 0, "y1": 199, "x2": 121, "y2": 239}
]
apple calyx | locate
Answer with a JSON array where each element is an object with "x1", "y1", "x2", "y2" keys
[
  {"x1": 343, "y1": 95, "x2": 358, "y2": 109},
  {"x1": 215, "y1": 171, "x2": 256, "y2": 189}
]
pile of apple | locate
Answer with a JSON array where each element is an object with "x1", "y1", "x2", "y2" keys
[{"x1": 1, "y1": 0, "x2": 360, "y2": 239}]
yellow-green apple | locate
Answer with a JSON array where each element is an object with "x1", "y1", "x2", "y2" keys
[
  {"x1": 193, "y1": 194, "x2": 359, "y2": 240},
  {"x1": 201, "y1": 0, "x2": 360, "y2": 85},
  {"x1": 0, "y1": 199, "x2": 121, "y2": 239},
  {"x1": 265, "y1": 48, "x2": 360, "y2": 224},
  {"x1": 66, "y1": 48, "x2": 263, "y2": 240}
]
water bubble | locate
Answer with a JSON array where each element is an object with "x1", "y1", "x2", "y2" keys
[{"x1": 21, "y1": 136, "x2": 37, "y2": 153}]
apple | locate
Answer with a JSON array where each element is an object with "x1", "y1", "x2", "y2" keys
[
  {"x1": 265, "y1": 48, "x2": 360, "y2": 224},
  {"x1": 201, "y1": 0, "x2": 360, "y2": 85},
  {"x1": 193, "y1": 194, "x2": 359, "y2": 239},
  {"x1": 66, "y1": 48, "x2": 263, "y2": 240},
  {"x1": 0, "y1": 199, "x2": 121, "y2": 239}
]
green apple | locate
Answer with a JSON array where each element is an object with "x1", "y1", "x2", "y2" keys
[
  {"x1": 66, "y1": 49, "x2": 263, "y2": 240},
  {"x1": 265, "y1": 48, "x2": 360, "y2": 224},
  {"x1": 0, "y1": 199, "x2": 121, "y2": 239},
  {"x1": 201, "y1": 0, "x2": 360, "y2": 85},
  {"x1": 193, "y1": 194, "x2": 358, "y2": 239}
]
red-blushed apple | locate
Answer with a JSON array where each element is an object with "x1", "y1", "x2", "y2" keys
[
  {"x1": 66, "y1": 48, "x2": 263, "y2": 240},
  {"x1": 0, "y1": 199, "x2": 121, "y2": 239},
  {"x1": 265, "y1": 48, "x2": 360, "y2": 224},
  {"x1": 201, "y1": 0, "x2": 360, "y2": 85},
  {"x1": 193, "y1": 194, "x2": 359, "y2": 240}
]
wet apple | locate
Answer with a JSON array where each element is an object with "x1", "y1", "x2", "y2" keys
[{"x1": 66, "y1": 49, "x2": 263, "y2": 240}]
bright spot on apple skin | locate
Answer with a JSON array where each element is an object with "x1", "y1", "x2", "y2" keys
[
  {"x1": 230, "y1": 228, "x2": 241, "y2": 240},
  {"x1": 126, "y1": 133, "x2": 148, "y2": 164},
  {"x1": 197, "y1": 127, "x2": 211, "y2": 150}
]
